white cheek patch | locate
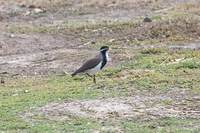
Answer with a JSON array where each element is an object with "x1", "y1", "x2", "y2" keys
[{"x1": 106, "y1": 52, "x2": 111, "y2": 61}]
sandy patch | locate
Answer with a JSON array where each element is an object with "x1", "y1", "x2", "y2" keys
[{"x1": 20, "y1": 89, "x2": 200, "y2": 122}]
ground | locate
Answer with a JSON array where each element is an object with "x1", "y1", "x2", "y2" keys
[{"x1": 0, "y1": 0, "x2": 200, "y2": 132}]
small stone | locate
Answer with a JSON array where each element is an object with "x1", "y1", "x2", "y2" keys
[
  {"x1": 24, "y1": 11, "x2": 31, "y2": 16},
  {"x1": 143, "y1": 17, "x2": 152, "y2": 22},
  {"x1": 28, "y1": 5, "x2": 36, "y2": 9},
  {"x1": 83, "y1": 41, "x2": 91, "y2": 46},
  {"x1": 91, "y1": 41, "x2": 96, "y2": 44},
  {"x1": 9, "y1": 34, "x2": 15, "y2": 38},
  {"x1": 24, "y1": 90, "x2": 29, "y2": 93},
  {"x1": 33, "y1": 8, "x2": 45, "y2": 14},
  {"x1": 0, "y1": 71, "x2": 8, "y2": 74},
  {"x1": 12, "y1": 93, "x2": 19, "y2": 96},
  {"x1": 19, "y1": 4, "x2": 26, "y2": 8},
  {"x1": 108, "y1": 39, "x2": 115, "y2": 43}
]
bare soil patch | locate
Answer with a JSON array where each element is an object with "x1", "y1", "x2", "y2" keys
[
  {"x1": 0, "y1": 0, "x2": 200, "y2": 76},
  {"x1": 0, "y1": 0, "x2": 179, "y2": 22},
  {"x1": 0, "y1": 33, "x2": 95, "y2": 75},
  {"x1": 21, "y1": 88, "x2": 200, "y2": 122}
]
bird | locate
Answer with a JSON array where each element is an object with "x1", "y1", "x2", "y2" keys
[{"x1": 71, "y1": 46, "x2": 109, "y2": 83}]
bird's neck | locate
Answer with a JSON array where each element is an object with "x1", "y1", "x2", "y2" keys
[
  {"x1": 101, "y1": 51, "x2": 108, "y2": 60},
  {"x1": 100, "y1": 51, "x2": 108, "y2": 69}
]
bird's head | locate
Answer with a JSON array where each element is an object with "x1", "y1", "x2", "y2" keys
[
  {"x1": 100, "y1": 46, "x2": 109, "y2": 52},
  {"x1": 100, "y1": 46, "x2": 110, "y2": 60}
]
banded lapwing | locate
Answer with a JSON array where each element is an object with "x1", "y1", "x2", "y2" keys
[{"x1": 72, "y1": 46, "x2": 109, "y2": 83}]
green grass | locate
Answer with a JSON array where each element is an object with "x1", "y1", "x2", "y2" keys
[
  {"x1": 122, "y1": 118, "x2": 200, "y2": 133},
  {"x1": 1, "y1": 47, "x2": 200, "y2": 132},
  {"x1": 0, "y1": 76, "x2": 103, "y2": 132}
]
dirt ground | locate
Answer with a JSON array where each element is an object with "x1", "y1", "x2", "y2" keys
[
  {"x1": 1, "y1": 0, "x2": 199, "y2": 76},
  {"x1": 21, "y1": 88, "x2": 200, "y2": 122}
]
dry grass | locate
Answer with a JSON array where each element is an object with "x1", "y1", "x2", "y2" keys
[
  {"x1": 175, "y1": 2, "x2": 200, "y2": 15},
  {"x1": 2, "y1": 0, "x2": 167, "y2": 9}
]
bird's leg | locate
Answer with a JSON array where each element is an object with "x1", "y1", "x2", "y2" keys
[{"x1": 93, "y1": 75, "x2": 96, "y2": 84}]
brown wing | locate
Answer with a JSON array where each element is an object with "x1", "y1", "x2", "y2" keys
[{"x1": 72, "y1": 55, "x2": 101, "y2": 76}]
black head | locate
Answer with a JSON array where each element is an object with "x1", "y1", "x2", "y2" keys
[{"x1": 100, "y1": 46, "x2": 109, "y2": 52}]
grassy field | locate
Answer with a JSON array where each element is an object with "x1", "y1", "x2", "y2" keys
[
  {"x1": 0, "y1": 0, "x2": 200, "y2": 132},
  {"x1": 1, "y1": 47, "x2": 200, "y2": 132}
]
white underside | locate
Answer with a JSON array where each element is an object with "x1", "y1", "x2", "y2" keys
[
  {"x1": 106, "y1": 52, "x2": 112, "y2": 61},
  {"x1": 85, "y1": 52, "x2": 109, "y2": 75},
  {"x1": 86, "y1": 61, "x2": 102, "y2": 74}
]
